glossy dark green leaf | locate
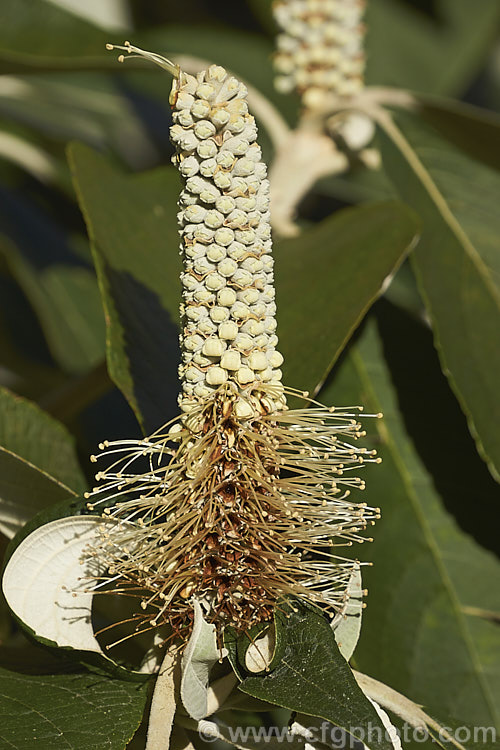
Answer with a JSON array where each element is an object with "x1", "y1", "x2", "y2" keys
[
  {"x1": 321, "y1": 319, "x2": 500, "y2": 727},
  {"x1": 69, "y1": 142, "x2": 182, "y2": 433},
  {"x1": 379, "y1": 109, "x2": 500, "y2": 481},
  {"x1": 276, "y1": 202, "x2": 419, "y2": 395},
  {"x1": 0, "y1": 666, "x2": 148, "y2": 749},
  {"x1": 237, "y1": 600, "x2": 393, "y2": 750},
  {"x1": 366, "y1": 0, "x2": 500, "y2": 96}
]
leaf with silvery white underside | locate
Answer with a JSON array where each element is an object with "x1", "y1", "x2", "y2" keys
[
  {"x1": 332, "y1": 563, "x2": 363, "y2": 662},
  {"x1": 2, "y1": 515, "x2": 109, "y2": 653},
  {"x1": 0, "y1": 447, "x2": 75, "y2": 539},
  {"x1": 245, "y1": 625, "x2": 276, "y2": 673},
  {"x1": 180, "y1": 600, "x2": 227, "y2": 720}
]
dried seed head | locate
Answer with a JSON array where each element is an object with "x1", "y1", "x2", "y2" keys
[
  {"x1": 90, "y1": 45, "x2": 381, "y2": 647},
  {"x1": 273, "y1": 0, "x2": 366, "y2": 108}
]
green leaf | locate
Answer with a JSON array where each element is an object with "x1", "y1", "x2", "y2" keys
[
  {"x1": 275, "y1": 202, "x2": 419, "y2": 395},
  {"x1": 366, "y1": 0, "x2": 500, "y2": 96},
  {"x1": 0, "y1": 385, "x2": 86, "y2": 537},
  {"x1": 68, "y1": 143, "x2": 182, "y2": 433},
  {"x1": 0, "y1": 449, "x2": 75, "y2": 539},
  {"x1": 0, "y1": 0, "x2": 110, "y2": 72},
  {"x1": 379, "y1": 109, "x2": 500, "y2": 481},
  {"x1": 1, "y1": 239, "x2": 105, "y2": 374},
  {"x1": 0, "y1": 385, "x2": 86, "y2": 494},
  {"x1": 0, "y1": 666, "x2": 148, "y2": 749},
  {"x1": 237, "y1": 600, "x2": 393, "y2": 750},
  {"x1": 321, "y1": 318, "x2": 500, "y2": 727}
]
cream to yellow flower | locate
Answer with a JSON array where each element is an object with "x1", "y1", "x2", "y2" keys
[
  {"x1": 86, "y1": 44, "x2": 380, "y2": 647},
  {"x1": 273, "y1": 0, "x2": 366, "y2": 109}
]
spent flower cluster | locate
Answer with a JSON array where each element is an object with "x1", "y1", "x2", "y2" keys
[{"x1": 273, "y1": 0, "x2": 366, "y2": 109}]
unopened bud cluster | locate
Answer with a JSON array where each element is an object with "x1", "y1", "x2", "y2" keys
[
  {"x1": 273, "y1": 0, "x2": 366, "y2": 108},
  {"x1": 170, "y1": 65, "x2": 285, "y2": 419}
]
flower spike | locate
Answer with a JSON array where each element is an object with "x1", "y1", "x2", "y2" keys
[
  {"x1": 86, "y1": 46, "x2": 381, "y2": 644},
  {"x1": 273, "y1": 0, "x2": 367, "y2": 109}
]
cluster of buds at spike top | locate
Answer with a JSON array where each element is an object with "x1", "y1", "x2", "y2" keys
[
  {"x1": 87, "y1": 44, "x2": 381, "y2": 647},
  {"x1": 273, "y1": 0, "x2": 366, "y2": 109}
]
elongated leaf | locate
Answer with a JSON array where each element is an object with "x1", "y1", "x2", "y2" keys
[
  {"x1": 0, "y1": 385, "x2": 86, "y2": 494},
  {"x1": 68, "y1": 142, "x2": 182, "y2": 433},
  {"x1": 237, "y1": 600, "x2": 393, "y2": 750},
  {"x1": 379, "y1": 109, "x2": 500, "y2": 481},
  {"x1": 321, "y1": 319, "x2": 500, "y2": 727},
  {"x1": 354, "y1": 671, "x2": 499, "y2": 750},
  {"x1": 0, "y1": 666, "x2": 148, "y2": 749},
  {"x1": 276, "y1": 201, "x2": 418, "y2": 395},
  {"x1": 0, "y1": 71, "x2": 158, "y2": 169}
]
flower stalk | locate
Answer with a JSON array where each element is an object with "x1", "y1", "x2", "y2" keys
[{"x1": 87, "y1": 43, "x2": 381, "y2": 647}]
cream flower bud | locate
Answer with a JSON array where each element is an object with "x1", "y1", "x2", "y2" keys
[
  {"x1": 273, "y1": 0, "x2": 366, "y2": 105},
  {"x1": 170, "y1": 63, "x2": 286, "y2": 417}
]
